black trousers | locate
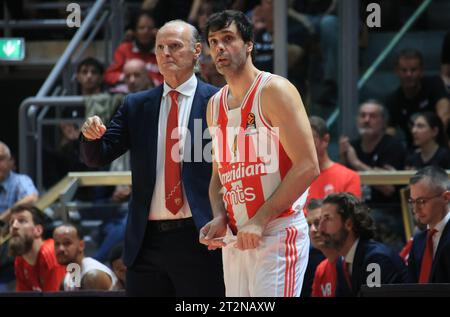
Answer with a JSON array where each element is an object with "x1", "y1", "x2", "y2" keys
[{"x1": 126, "y1": 218, "x2": 225, "y2": 297}]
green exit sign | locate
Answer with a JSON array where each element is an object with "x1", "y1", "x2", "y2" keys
[{"x1": 0, "y1": 38, "x2": 25, "y2": 61}]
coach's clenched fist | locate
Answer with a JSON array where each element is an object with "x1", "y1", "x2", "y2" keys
[{"x1": 81, "y1": 116, "x2": 107, "y2": 141}]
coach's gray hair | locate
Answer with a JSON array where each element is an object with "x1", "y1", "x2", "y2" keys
[
  {"x1": 0, "y1": 141, "x2": 11, "y2": 159},
  {"x1": 160, "y1": 20, "x2": 202, "y2": 49},
  {"x1": 410, "y1": 166, "x2": 450, "y2": 192}
]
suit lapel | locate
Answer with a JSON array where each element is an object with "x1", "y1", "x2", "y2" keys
[
  {"x1": 430, "y1": 221, "x2": 450, "y2": 280},
  {"x1": 184, "y1": 80, "x2": 208, "y2": 165},
  {"x1": 144, "y1": 86, "x2": 163, "y2": 179},
  {"x1": 351, "y1": 239, "x2": 366, "y2": 295}
]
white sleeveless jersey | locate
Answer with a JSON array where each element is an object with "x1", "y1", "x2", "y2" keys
[
  {"x1": 210, "y1": 72, "x2": 308, "y2": 233},
  {"x1": 63, "y1": 257, "x2": 118, "y2": 291}
]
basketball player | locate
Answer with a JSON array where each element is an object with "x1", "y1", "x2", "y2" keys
[{"x1": 200, "y1": 10, "x2": 319, "y2": 297}]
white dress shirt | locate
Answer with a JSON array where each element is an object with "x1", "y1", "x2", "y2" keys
[
  {"x1": 430, "y1": 211, "x2": 450, "y2": 256},
  {"x1": 148, "y1": 74, "x2": 197, "y2": 220},
  {"x1": 344, "y1": 238, "x2": 360, "y2": 275}
]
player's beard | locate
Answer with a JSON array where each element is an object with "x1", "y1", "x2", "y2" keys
[
  {"x1": 8, "y1": 234, "x2": 33, "y2": 257},
  {"x1": 322, "y1": 227, "x2": 349, "y2": 251}
]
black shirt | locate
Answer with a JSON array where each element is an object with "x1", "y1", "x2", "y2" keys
[
  {"x1": 351, "y1": 135, "x2": 406, "y2": 206},
  {"x1": 385, "y1": 76, "x2": 450, "y2": 146},
  {"x1": 405, "y1": 147, "x2": 450, "y2": 170}
]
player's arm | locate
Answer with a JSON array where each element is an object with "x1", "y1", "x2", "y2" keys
[
  {"x1": 258, "y1": 76, "x2": 319, "y2": 220},
  {"x1": 81, "y1": 270, "x2": 112, "y2": 290},
  {"x1": 199, "y1": 99, "x2": 228, "y2": 249},
  {"x1": 236, "y1": 76, "x2": 319, "y2": 250}
]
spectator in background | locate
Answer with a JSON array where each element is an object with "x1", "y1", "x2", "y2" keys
[
  {"x1": 0, "y1": 141, "x2": 38, "y2": 224},
  {"x1": 8, "y1": 204, "x2": 65, "y2": 292},
  {"x1": 386, "y1": 49, "x2": 450, "y2": 146},
  {"x1": 307, "y1": 116, "x2": 361, "y2": 204},
  {"x1": 76, "y1": 57, "x2": 104, "y2": 96},
  {"x1": 53, "y1": 224, "x2": 118, "y2": 291},
  {"x1": 318, "y1": 193, "x2": 408, "y2": 297},
  {"x1": 340, "y1": 100, "x2": 406, "y2": 251},
  {"x1": 408, "y1": 166, "x2": 450, "y2": 283},
  {"x1": 302, "y1": 199, "x2": 339, "y2": 298},
  {"x1": 104, "y1": 11, "x2": 163, "y2": 92},
  {"x1": 441, "y1": 31, "x2": 450, "y2": 92},
  {"x1": 405, "y1": 112, "x2": 450, "y2": 170},
  {"x1": 62, "y1": 57, "x2": 105, "y2": 122},
  {"x1": 109, "y1": 244, "x2": 126, "y2": 290},
  {"x1": 0, "y1": 141, "x2": 38, "y2": 291}
]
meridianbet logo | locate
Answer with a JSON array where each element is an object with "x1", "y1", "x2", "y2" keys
[{"x1": 0, "y1": 38, "x2": 25, "y2": 61}]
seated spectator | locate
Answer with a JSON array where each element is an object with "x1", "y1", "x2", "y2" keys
[
  {"x1": 76, "y1": 57, "x2": 105, "y2": 96},
  {"x1": 8, "y1": 204, "x2": 66, "y2": 292},
  {"x1": 108, "y1": 244, "x2": 126, "y2": 291},
  {"x1": 104, "y1": 11, "x2": 163, "y2": 92},
  {"x1": 0, "y1": 141, "x2": 38, "y2": 290},
  {"x1": 340, "y1": 100, "x2": 406, "y2": 250},
  {"x1": 62, "y1": 57, "x2": 105, "y2": 122},
  {"x1": 405, "y1": 112, "x2": 450, "y2": 170},
  {"x1": 303, "y1": 199, "x2": 339, "y2": 298},
  {"x1": 441, "y1": 31, "x2": 450, "y2": 92},
  {"x1": 318, "y1": 193, "x2": 408, "y2": 297},
  {"x1": 0, "y1": 141, "x2": 38, "y2": 224},
  {"x1": 53, "y1": 224, "x2": 118, "y2": 291},
  {"x1": 386, "y1": 49, "x2": 450, "y2": 146},
  {"x1": 307, "y1": 116, "x2": 361, "y2": 203},
  {"x1": 408, "y1": 166, "x2": 450, "y2": 283}
]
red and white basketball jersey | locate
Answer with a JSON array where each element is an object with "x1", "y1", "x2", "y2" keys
[{"x1": 211, "y1": 72, "x2": 308, "y2": 233}]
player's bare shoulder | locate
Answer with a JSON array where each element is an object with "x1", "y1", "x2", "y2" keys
[{"x1": 261, "y1": 75, "x2": 303, "y2": 116}]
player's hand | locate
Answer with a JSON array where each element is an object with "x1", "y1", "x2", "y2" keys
[
  {"x1": 81, "y1": 116, "x2": 107, "y2": 141},
  {"x1": 199, "y1": 216, "x2": 228, "y2": 250},
  {"x1": 235, "y1": 217, "x2": 264, "y2": 251}
]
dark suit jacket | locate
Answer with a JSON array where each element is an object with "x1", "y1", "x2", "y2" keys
[
  {"x1": 80, "y1": 79, "x2": 219, "y2": 267},
  {"x1": 336, "y1": 239, "x2": 408, "y2": 297},
  {"x1": 408, "y1": 220, "x2": 450, "y2": 283}
]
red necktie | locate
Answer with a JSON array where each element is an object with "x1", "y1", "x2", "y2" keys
[
  {"x1": 164, "y1": 90, "x2": 183, "y2": 214},
  {"x1": 419, "y1": 228, "x2": 437, "y2": 283},
  {"x1": 343, "y1": 260, "x2": 352, "y2": 290}
]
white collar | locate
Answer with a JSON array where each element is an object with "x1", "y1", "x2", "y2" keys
[
  {"x1": 430, "y1": 211, "x2": 450, "y2": 234},
  {"x1": 344, "y1": 238, "x2": 360, "y2": 265},
  {"x1": 163, "y1": 74, "x2": 197, "y2": 98}
]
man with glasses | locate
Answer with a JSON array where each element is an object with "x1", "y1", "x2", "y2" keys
[{"x1": 408, "y1": 166, "x2": 450, "y2": 283}]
